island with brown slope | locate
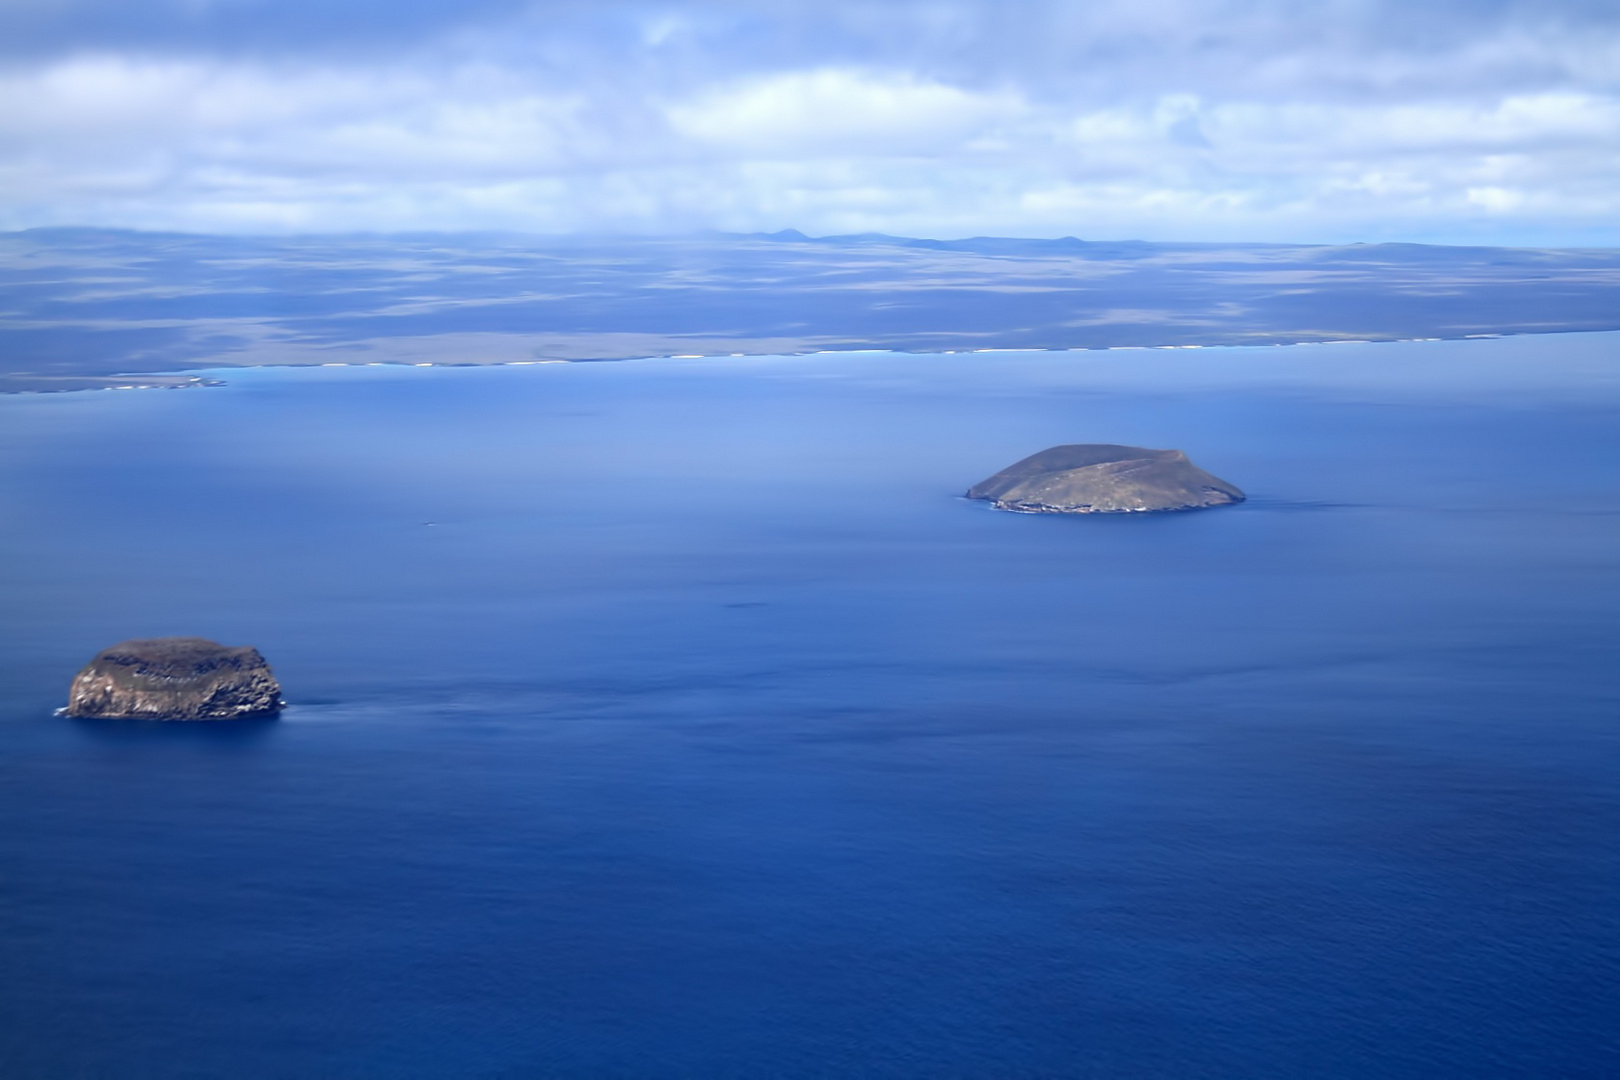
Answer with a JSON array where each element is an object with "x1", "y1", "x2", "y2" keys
[
  {"x1": 968, "y1": 444, "x2": 1245, "y2": 513},
  {"x1": 65, "y1": 638, "x2": 284, "y2": 720}
]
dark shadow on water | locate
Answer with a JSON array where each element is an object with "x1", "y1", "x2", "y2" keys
[{"x1": 67, "y1": 711, "x2": 282, "y2": 747}]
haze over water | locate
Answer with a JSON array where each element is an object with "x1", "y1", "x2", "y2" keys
[{"x1": 1, "y1": 334, "x2": 1617, "y2": 1076}]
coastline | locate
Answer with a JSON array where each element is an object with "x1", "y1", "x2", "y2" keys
[
  {"x1": 0, "y1": 373, "x2": 226, "y2": 395},
  {"x1": 0, "y1": 327, "x2": 1590, "y2": 395}
]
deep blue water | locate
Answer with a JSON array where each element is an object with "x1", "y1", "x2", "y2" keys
[{"x1": 1, "y1": 336, "x2": 1618, "y2": 1078}]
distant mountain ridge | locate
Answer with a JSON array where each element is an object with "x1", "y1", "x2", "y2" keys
[{"x1": 3, "y1": 229, "x2": 1618, "y2": 389}]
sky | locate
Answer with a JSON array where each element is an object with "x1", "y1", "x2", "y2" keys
[{"x1": 1, "y1": 0, "x2": 1617, "y2": 244}]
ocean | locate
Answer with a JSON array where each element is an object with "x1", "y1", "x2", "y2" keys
[{"x1": 0, "y1": 335, "x2": 1617, "y2": 1077}]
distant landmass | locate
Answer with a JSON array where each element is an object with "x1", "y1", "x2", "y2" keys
[
  {"x1": 968, "y1": 445, "x2": 1245, "y2": 514},
  {"x1": 3, "y1": 229, "x2": 1619, "y2": 390},
  {"x1": 66, "y1": 638, "x2": 284, "y2": 721}
]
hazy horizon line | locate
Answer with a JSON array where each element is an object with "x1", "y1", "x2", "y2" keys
[{"x1": 8, "y1": 225, "x2": 1619, "y2": 253}]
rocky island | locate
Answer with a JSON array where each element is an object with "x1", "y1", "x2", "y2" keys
[
  {"x1": 66, "y1": 638, "x2": 284, "y2": 720},
  {"x1": 968, "y1": 444, "x2": 1244, "y2": 513}
]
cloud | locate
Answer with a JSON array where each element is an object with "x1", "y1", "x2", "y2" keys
[
  {"x1": 0, "y1": 1, "x2": 1617, "y2": 241},
  {"x1": 666, "y1": 70, "x2": 1023, "y2": 156}
]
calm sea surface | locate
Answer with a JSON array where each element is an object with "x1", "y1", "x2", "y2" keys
[{"x1": 1, "y1": 336, "x2": 1617, "y2": 1077}]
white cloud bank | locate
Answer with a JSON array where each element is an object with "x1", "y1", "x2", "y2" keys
[{"x1": 1, "y1": 1, "x2": 1617, "y2": 242}]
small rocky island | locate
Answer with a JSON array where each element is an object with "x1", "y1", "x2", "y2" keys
[
  {"x1": 66, "y1": 638, "x2": 284, "y2": 720},
  {"x1": 968, "y1": 444, "x2": 1245, "y2": 513}
]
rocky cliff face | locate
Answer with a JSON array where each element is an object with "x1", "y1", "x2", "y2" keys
[
  {"x1": 968, "y1": 444, "x2": 1244, "y2": 513},
  {"x1": 66, "y1": 638, "x2": 284, "y2": 720}
]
